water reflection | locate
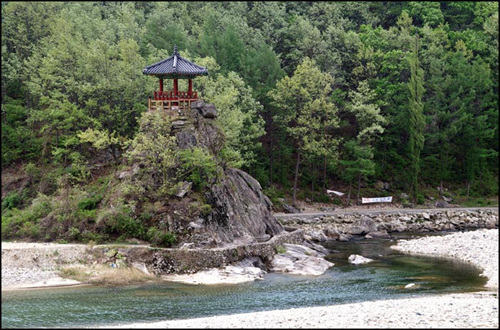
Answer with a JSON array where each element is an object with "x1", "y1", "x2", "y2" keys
[{"x1": 2, "y1": 233, "x2": 487, "y2": 328}]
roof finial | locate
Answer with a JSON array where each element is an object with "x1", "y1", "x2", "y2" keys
[{"x1": 174, "y1": 45, "x2": 178, "y2": 55}]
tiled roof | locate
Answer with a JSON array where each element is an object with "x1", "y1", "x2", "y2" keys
[{"x1": 143, "y1": 45, "x2": 208, "y2": 78}]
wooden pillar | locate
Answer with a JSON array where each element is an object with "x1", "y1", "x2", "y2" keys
[
  {"x1": 174, "y1": 78, "x2": 178, "y2": 96},
  {"x1": 159, "y1": 78, "x2": 163, "y2": 92},
  {"x1": 188, "y1": 79, "x2": 193, "y2": 96}
]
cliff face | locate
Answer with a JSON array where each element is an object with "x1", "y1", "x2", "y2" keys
[
  {"x1": 204, "y1": 167, "x2": 284, "y2": 246},
  {"x1": 133, "y1": 101, "x2": 284, "y2": 248}
]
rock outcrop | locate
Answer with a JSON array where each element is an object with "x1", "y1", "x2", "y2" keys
[
  {"x1": 204, "y1": 168, "x2": 284, "y2": 247},
  {"x1": 270, "y1": 243, "x2": 334, "y2": 275},
  {"x1": 124, "y1": 101, "x2": 285, "y2": 249}
]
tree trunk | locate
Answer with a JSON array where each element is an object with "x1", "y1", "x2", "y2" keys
[
  {"x1": 346, "y1": 180, "x2": 352, "y2": 207},
  {"x1": 311, "y1": 161, "x2": 314, "y2": 197},
  {"x1": 269, "y1": 131, "x2": 274, "y2": 186},
  {"x1": 323, "y1": 155, "x2": 327, "y2": 191},
  {"x1": 356, "y1": 173, "x2": 361, "y2": 206},
  {"x1": 292, "y1": 152, "x2": 301, "y2": 207},
  {"x1": 466, "y1": 180, "x2": 470, "y2": 201}
]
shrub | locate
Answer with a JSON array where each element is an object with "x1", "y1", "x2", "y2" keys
[
  {"x1": 97, "y1": 204, "x2": 145, "y2": 239},
  {"x1": 23, "y1": 162, "x2": 41, "y2": 182},
  {"x1": 416, "y1": 193, "x2": 425, "y2": 205},
  {"x1": 200, "y1": 204, "x2": 212, "y2": 217},
  {"x1": 263, "y1": 186, "x2": 285, "y2": 206},
  {"x1": 147, "y1": 226, "x2": 177, "y2": 247},
  {"x1": 2, "y1": 191, "x2": 23, "y2": 210},
  {"x1": 77, "y1": 194, "x2": 103, "y2": 210},
  {"x1": 67, "y1": 227, "x2": 81, "y2": 240},
  {"x1": 18, "y1": 221, "x2": 40, "y2": 238},
  {"x1": 81, "y1": 230, "x2": 107, "y2": 244},
  {"x1": 275, "y1": 245, "x2": 286, "y2": 254}
]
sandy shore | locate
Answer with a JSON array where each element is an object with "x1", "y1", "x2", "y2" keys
[{"x1": 100, "y1": 229, "x2": 499, "y2": 329}]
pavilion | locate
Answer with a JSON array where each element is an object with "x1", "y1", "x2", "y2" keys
[{"x1": 143, "y1": 45, "x2": 208, "y2": 115}]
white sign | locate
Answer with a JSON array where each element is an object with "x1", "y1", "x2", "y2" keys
[
  {"x1": 361, "y1": 196, "x2": 393, "y2": 204},
  {"x1": 326, "y1": 189, "x2": 344, "y2": 196}
]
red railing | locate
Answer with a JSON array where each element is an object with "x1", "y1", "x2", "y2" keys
[{"x1": 154, "y1": 91, "x2": 198, "y2": 101}]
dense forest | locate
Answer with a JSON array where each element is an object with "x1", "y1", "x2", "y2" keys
[{"x1": 2, "y1": 2, "x2": 498, "y2": 243}]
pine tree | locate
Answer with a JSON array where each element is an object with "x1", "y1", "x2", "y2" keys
[{"x1": 407, "y1": 35, "x2": 426, "y2": 202}]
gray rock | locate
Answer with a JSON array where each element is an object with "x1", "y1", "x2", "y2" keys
[
  {"x1": 174, "y1": 181, "x2": 192, "y2": 198},
  {"x1": 442, "y1": 195, "x2": 453, "y2": 203},
  {"x1": 175, "y1": 130, "x2": 198, "y2": 149},
  {"x1": 339, "y1": 233, "x2": 353, "y2": 241},
  {"x1": 346, "y1": 226, "x2": 366, "y2": 235},
  {"x1": 191, "y1": 100, "x2": 217, "y2": 118},
  {"x1": 324, "y1": 227, "x2": 340, "y2": 240},
  {"x1": 204, "y1": 168, "x2": 284, "y2": 245},
  {"x1": 256, "y1": 234, "x2": 271, "y2": 242},
  {"x1": 365, "y1": 230, "x2": 391, "y2": 239},
  {"x1": 436, "y1": 200, "x2": 449, "y2": 208},
  {"x1": 283, "y1": 203, "x2": 301, "y2": 214},
  {"x1": 302, "y1": 240, "x2": 331, "y2": 255},
  {"x1": 348, "y1": 254, "x2": 373, "y2": 264},
  {"x1": 270, "y1": 243, "x2": 334, "y2": 276},
  {"x1": 305, "y1": 230, "x2": 328, "y2": 242}
]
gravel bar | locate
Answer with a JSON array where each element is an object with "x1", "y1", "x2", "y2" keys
[{"x1": 100, "y1": 228, "x2": 499, "y2": 329}]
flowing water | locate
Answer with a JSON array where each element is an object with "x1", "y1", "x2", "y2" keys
[{"x1": 1, "y1": 232, "x2": 488, "y2": 328}]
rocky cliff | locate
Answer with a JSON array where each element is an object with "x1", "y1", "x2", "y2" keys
[{"x1": 123, "y1": 101, "x2": 284, "y2": 248}]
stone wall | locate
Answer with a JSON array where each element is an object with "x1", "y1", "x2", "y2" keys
[
  {"x1": 92, "y1": 208, "x2": 497, "y2": 274},
  {"x1": 94, "y1": 228, "x2": 304, "y2": 275},
  {"x1": 275, "y1": 207, "x2": 498, "y2": 242}
]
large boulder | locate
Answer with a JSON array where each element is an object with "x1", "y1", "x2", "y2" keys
[
  {"x1": 203, "y1": 168, "x2": 285, "y2": 246},
  {"x1": 191, "y1": 100, "x2": 217, "y2": 118},
  {"x1": 270, "y1": 243, "x2": 334, "y2": 276}
]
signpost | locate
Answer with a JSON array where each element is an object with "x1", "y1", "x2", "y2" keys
[{"x1": 361, "y1": 196, "x2": 393, "y2": 204}]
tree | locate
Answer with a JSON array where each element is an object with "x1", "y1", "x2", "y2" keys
[
  {"x1": 341, "y1": 80, "x2": 386, "y2": 204},
  {"x1": 407, "y1": 35, "x2": 426, "y2": 202},
  {"x1": 194, "y1": 57, "x2": 265, "y2": 169},
  {"x1": 269, "y1": 58, "x2": 340, "y2": 206},
  {"x1": 125, "y1": 111, "x2": 178, "y2": 200}
]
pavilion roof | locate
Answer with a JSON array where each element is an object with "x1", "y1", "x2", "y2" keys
[{"x1": 143, "y1": 45, "x2": 208, "y2": 78}]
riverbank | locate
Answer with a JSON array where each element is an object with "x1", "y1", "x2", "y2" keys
[
  {"x1": 1, "y1": 242, "x2": 91, "y2": 290},
  {"x1": 100, "y1": 228, "x2": 499, "y2": 329}
]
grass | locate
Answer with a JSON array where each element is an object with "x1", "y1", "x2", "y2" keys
[
  {"x1": 275, "y1": 245, "x2": 287, "y2": 254},
  {"x1": 60, "y1": 264, "x2": 156, "y2": 286}
]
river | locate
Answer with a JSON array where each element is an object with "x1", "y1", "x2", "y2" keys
[{"x1": 1, "y1": 232, "x2": 487, "y2": 328}]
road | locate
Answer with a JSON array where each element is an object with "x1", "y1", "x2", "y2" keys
[{"x1": 273, "y1": 206, "x2": 498, "y2": 219}]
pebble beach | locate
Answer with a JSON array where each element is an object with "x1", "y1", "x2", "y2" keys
[{"x1": 101, "y1": 228, "x2": 499, "y2": 329}]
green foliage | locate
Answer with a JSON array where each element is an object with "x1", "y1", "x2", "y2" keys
[
  {"x1": 1, "y1": 102, "x2": 42, "y2": 167},
  {"x1": 1, "y1": 193, "x2": 53, "y2": 240},
  {"x1": 199, "y1": 204, "x2": 212, "y2": 217},
  {"x1": 77, "y1": 195, "x2": 103, "y2": 211},
  {"x1": 1, "y1": 191, "x2": 26, "y2": 211},
  {"x1": 125, "y1": 111, "x2": 178, "y2": 199},
  {"x1": 147, "y1": 226, "x2": 177, "y2": 247},
  {"x1": 275, "y1": 245, "x2": 287, "y2": 254},
  {"x1": 1, "y1": 0, "x2": 498, "y2": 237},
  {"x1": 178, "y1": 148, "x2": 217, "y2": 191},
  {"x1": 407, "y1": 35, "x2": 426, "y2": 202},
  {"x1": 96, "y1": 203, "x2": 145, "y2": 239},
  {"x1": 195, "y1": 57, "x2": 266, "y2": 168},
  {"x1": 269, "y1": 57, "x2": 341, "y2": 204}
]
